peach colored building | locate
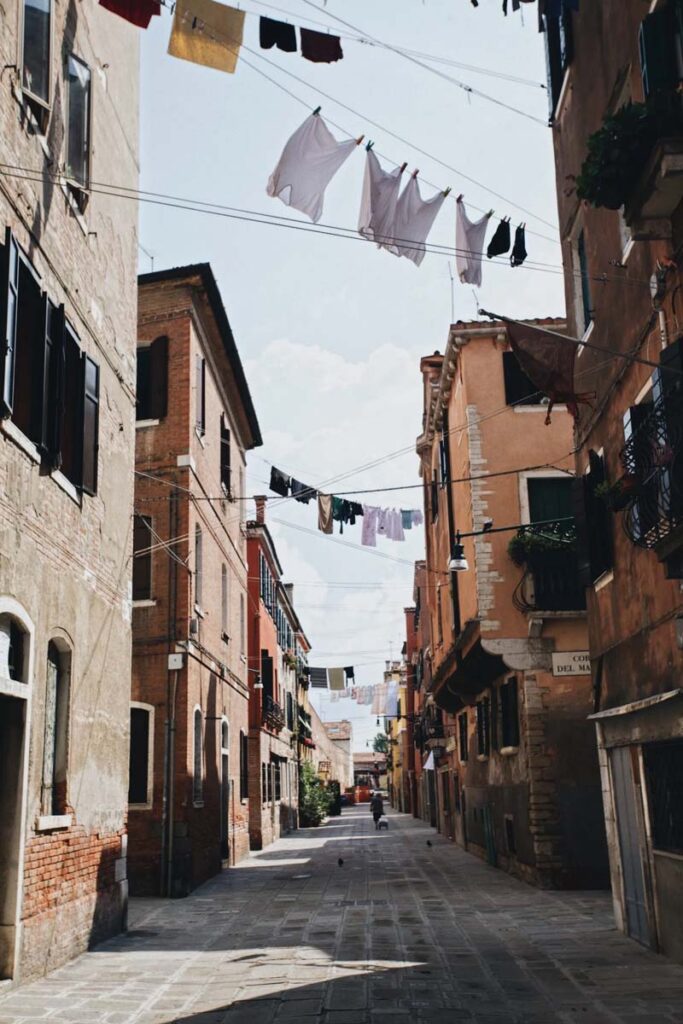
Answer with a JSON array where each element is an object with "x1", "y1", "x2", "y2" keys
[{"x1": 415, "y1": 318, "x2": 609, "y2": 888}]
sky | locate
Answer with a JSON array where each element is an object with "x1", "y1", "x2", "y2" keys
[{"x1": 139, "y1": 0, "x2": 565, "y2": 753}]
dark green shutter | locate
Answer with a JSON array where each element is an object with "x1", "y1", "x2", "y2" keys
[
  {"x1": 149, "y1": 335, "x2": 168, "y2": 419},
  {"x1": 81, "y1": 354, "x2": 99, "y2": 495},
  {"x1": 639, "y1": 7, "x2": 678, "y2": 98},
  {"x1": 0, "y1": 227, "x2": 18, "y2": 416}
]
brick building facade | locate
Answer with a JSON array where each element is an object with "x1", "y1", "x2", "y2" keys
[
  {"x1": 0, "y1": 0, "x2": 139, "y2": 983},
  {"x1": 128, "y1": 264, "x2": 261, "y2": 896},
  {"x1": 542, "y1": 0, "x2": 683, "y2": 956},
  {"x1": 246, "y1": 498, "x2": 311, "y2": 849},
  {"x1": 413, "y1": 320, "x2": 609, "y2": 889}
]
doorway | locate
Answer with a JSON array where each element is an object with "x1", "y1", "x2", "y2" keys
[
  {"x1": 0, "y1": 696, "x2": 27, "y2": 979},
  {"x1": 610, "y1": 746, "x2": 653, "y2": 947},
  {"x1": 220, "y1": 721, "x2": 229, "y2": 863}
]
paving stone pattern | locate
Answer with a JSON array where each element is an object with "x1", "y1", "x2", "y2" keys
[{"x1": 3, "y1": 808, "x2": 683, "y2": 1024}]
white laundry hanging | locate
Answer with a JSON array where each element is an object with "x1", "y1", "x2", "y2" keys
[
  {"x1": 393, "y1": 175, "x2": 446, "y2": 267},
  {"x1": 267, "y1": 112, "x2": 357, "y2": 224},
  {"x1": 455, "y1": 199, "x2": 491, "y2": 287},
  {"x1": 358, "y1": 149, "x2": 404, "y2": 253}
]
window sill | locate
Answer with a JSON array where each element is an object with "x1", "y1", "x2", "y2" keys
[
  {"x1": 136, "y1": 419, "x2": 160, "y2": 429},
  {"x1": 476, "y1": 754, "x2": 489, "y2": 763},
  {"x1": 193, "y1": 800, "x2": 204, "y2": 809},
  {"x1": 500, "y1": 746, "x2": 519, "y2": 757},
  {"x1": 194, "y1": 604, "x2": 205, "y2": 619},
  {"x1": 35, "y1": 814, "x2": 72, "y2": 832},
  {"x1": 133, "y1": 598, "x2": 157, "y2": 608},
  {"x1": 52, "y1": 470, "x2": 82, "y2": 506},
  {"x1": 2, "y1": 419, "x2": 41, "y2": 464},
  {"x1": 128, "y1": 802, "x2": 152, "y2": 811}
]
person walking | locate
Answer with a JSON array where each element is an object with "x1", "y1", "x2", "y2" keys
[{"x1": 370, "y1": 791, "x2": 384, "y2": 830}]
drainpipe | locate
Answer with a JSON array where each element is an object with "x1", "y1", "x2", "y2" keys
[
  {"x1": 161, "y1": 482, "x2": 179, "y2": 896},
  {"x1": 166, "y1": 667, "x2": 179, "y2": 897}
]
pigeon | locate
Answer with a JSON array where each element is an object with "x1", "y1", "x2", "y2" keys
[
  {"x1": 426, "y1": 840, "x2": 432, "y2": 847},
  {"x1": 337, "y1": 858, "x2": 344, "y2": 867}
]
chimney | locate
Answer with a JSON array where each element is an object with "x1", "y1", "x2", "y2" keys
[{"x1": 254, "y1": 495, "x2": 267, "y2": 524}]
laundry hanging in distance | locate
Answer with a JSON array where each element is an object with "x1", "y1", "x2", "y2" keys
[
  {"x1": 392, "y1": 173, "x2": 447, "y2": 267},
  {"x1": 455, "y1": 198, "x2": 492, "y2": 287},
  {"x1": 300, "y1": 27, "x2": 344, "y2": 63},
  {"x1": 510, "y1": 223, "x2": 528, "y2": 266},
  {"x1": 486, "y1": 218, "x2": 511, "y2": 259},
  {"x1": 259, "y1": 16, "x2": 297, "y2": 53},
  {"x1": 167, "y1": 0, "x2": 245, "y2": 73},
  {"x1": 358, "y1": 149, "x2": 405, "y2": 253},
  {"x1": 99, "y1": 0, "x2": 160, "y2": 29},
  {"x1": 267, "y1": 112, "x2": 359, "y2": 223}
]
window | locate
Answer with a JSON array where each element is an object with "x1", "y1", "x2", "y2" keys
[
  {"x1": 240, "y1": 593, "x2": 245, "y2": 657},
  {"x1": 528, "y1": 476, "x2": 574, "y2": 526},
  {"x1": 503, "y1": 351, "x2": 542, "y2": 406},
  {"x1": 286, "y1": 692, "x2": 294, "y2": 731},
  {"x1": 261, "y1": 650, "x2": 274, "y2": 701},
  {"x1": 133, "y1": 515, "x2": 153, "y2": 601},
  {"x1": 439, "y1": 434, "x2": 448, "y2": 487},
  {"x1": 505, "y1": 815, "x2": 516, "y2": 855},
  {"x1": 543, "y1": 6, "x2": 574, "y2": 119},
  {"x1": 220, "y1": 418, "x2": 231, "y2": 495},
  {"x1": 194, "y1": 525, "x2": 203, "y2": 608},
  {"x1": 569, "y1": 224, "x2": 592, "y2": 341},
  {"x1": 500, "y1": 677, "x2": 520, "y2": 749},
  {"x1": 193, "y1": 707, "x2": 203, "y2": 803},
  {"x1": 41, "y1": 642, "x2": 70, "y2": 815},
  {"x1": 267, "y1": 761, "x2": 273, "y2": 803},
  {"x1": 239, "y1": 730, "x2": 248, "y2": 801},
  {"x1": 573, "y1": 451, "x2": 613, "y2": 586},
  {"x1": 430, "y1": 469, "x2": 439, "y2": 521},
  {"x1": 476, "y1": 698, "x2": 490, "y2": 758},
  {"x1": 576, "y1": 231, "x2": 592, "y2": 337},
  {"x1": 273, "y1": 757, "x2": 282, "y2": 802},
  {"x1": 644, "y1": 740, "x2": 683, "y2": 855},
  {"x1": 437, "y1": 585, "x2": 443, "y2": 644},
  {"x1": 0, "y1": 229, "x2": 100, "y2": 492},
  {"x1": 66, "y1": 55, "x2": 91, "y2": 189},
  {"x1": 195, "y1": 355, "x2": 205, "y2": 435},
  {"x1": 22, "y1": 0, "x2": 51, "y2": 118},
  {"x1": 0, "y1": 615, "x2": 27, "y2": 683},
  {"x1": 261, "y1": 763, "x2": 267, "y2": 804},
  {"x1": 639, "y1": 5, "x2": 683, "y2": 101},
  {"x1": 136, "y1": 337, "x2": 168, "y2": 421},
  {"x1": 128, "y1": 704, "x2": 153, "y2": 806},
  {"x1": 221, "y1": 564, "x2": 229, "y2": 640},
  {"x1": 458, "y1": 711, "x2": 468, "y2": 762}
]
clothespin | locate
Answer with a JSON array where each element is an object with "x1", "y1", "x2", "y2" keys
[
  {"x1": 355, "y1": 134, "x2": 365, "y2": 146},
  {"x1": 366, "y1": 140, "x2": 374, "y2": 152},
  {"x1": 412, "y1": 168, "x2": 420, "y2": 179},
  {"x1": 191, "y1": 15, "x2": 197, "y2": 27},
  {"x1": 456, "y1": 193, "x2": 464, "y2": 203},
  {"x1": 487, "y1": 209, "x2": 494, "y2": 217},
  {"x1": 313, "y1": 106, "x2": 321, "y2": 116},
  {"x1": 443, "y1": 187, "x2": 452, "y2": 197},
  {"x1": 399, "y1": 161, "x2": 407, "y2": 173}
]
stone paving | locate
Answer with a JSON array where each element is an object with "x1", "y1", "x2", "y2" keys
[{"x1": 3, "y1": 807, "x2": 683, "y2": 1024}]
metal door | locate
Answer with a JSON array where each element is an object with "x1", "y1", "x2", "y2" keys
[{"x1": 609, "y1": 746, "x2": 651, "y2": 947}]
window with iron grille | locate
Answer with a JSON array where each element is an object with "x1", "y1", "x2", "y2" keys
[
  {"x1": 476, "y1": 698, "x2": 490, "y2": 758},
  {"x1": 644, "y1": 739, "x2": 683, "y2": 855}
]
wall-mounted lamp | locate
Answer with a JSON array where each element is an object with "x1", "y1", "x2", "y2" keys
[{"x1": 448, "y1": 542, "x2": 469, "y2": 573}]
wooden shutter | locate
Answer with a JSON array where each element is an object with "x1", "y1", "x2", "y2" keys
[
  {"x1": 0, "y1": 227, "x2": 19, "y2": 416},
  {"x1": 81, "y1": 353, "x2": 99, "y2": 495},
  {"x1": 221, "y1": 418, "x2": 231, "y2": 494},
  {"x1": 149, "y1": 335, "x2": 168, "y2": 419},
  {"x1": 639, "y1": 7, "x2": 678, "y2": 99},
  {"x1": 261, "y1": 651, "x2": 274, "y2": 699},
  {"x1": 543, "y1": 15, "x2": 563, "y2": 118},
  {"x1": 40, "y1": 302, "x2": 65, "y2": 465}
]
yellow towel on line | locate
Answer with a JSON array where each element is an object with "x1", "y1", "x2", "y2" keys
[{"x1": 168, "y1": 0, "x2": 245, "y2": 74}]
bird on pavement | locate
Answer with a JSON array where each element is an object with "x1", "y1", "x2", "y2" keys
[
  {"x1": 337, "y1": 857, "x2": 344, "y2": 866},
  {"x1": 426, "y1": 840, "x2": 432, "y2": 847}
]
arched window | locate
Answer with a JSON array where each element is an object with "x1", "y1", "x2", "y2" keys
[
  {"x1": 193, "y1": 707, "x2": 203, "y2": 804},
  {"x1": 42, "y1": 640, "x2": 71, "y2": 815},
  {"x1": 221, "y1": 564, "x2": 228, "y2": 640},
  {"x1": 194, "y1": 526, "x2": 203, "y2": 609},
  {"x1": 0, "y1": 613, "x2": 29, "y2": 684}
]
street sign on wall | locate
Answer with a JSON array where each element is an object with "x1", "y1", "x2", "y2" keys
[{"x1": 552, "y1": 651, "x2": 591, "y2": 676}]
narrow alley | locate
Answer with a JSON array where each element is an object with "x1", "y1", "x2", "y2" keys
[{"x1": 3, "y1": 808, "x2": 683, "y2": 1024}]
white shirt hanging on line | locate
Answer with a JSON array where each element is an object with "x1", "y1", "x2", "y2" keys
[
  {"x1": 358, "y1": 149, "x2": 404, "y2": 253},
  {"x1": 393, "y1": 175, "x2": 446, "y2": 267},
  {"x1": 455, "y1": 200, "x2": 491, "y2": 287},
  {"x1": 267, "y1": 113, "x2": 357, "y2": 223}
]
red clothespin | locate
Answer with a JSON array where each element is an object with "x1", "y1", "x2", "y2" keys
[
  {"x1": 356, "y1": 134, "x2": 365, "y2": 146},
  {"x1": 412, "y1": 168, "x2": 419, "y2": 179}
]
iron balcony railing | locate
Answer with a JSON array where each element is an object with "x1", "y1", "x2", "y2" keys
[
  {"x1": 620, "y1": 389, "x2": 683, "y2": 549},
  {"x1": 263, "y1": 695, "x2": 285, "y2": 730},
  {"x1": 514, "y1": 548, "x2": 586, "y2": 613}
]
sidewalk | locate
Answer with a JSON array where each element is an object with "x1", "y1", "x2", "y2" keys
[{"x1": 2, "y1": 807, "x2": 683, "y2": 1023}]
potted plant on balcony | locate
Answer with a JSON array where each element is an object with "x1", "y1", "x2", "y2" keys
[
  {"x1": 507, "y1": 528, "x2": 576, "y2": 567},
  {"x1": 576, "y1": 98, "x2": 683, "y2": 210},
  {"x1": 595, "y1": 474, "x2": 641, "y2": 512}
]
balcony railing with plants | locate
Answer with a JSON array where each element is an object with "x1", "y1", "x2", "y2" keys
[
  {"x1": 263, "y1": 695, "x2": 285, "y2": 731},
  {"x1": 509, "y1": 521, "x2": 586, "y2": 614},
  {"x1": 619, "y1": 389, "x2": 683, "y2": 551}
]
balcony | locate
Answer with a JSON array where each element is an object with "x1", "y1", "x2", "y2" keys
[
  {"x1": 620, "y1": 389, "x2": 683, "y2": 567},
  {"x1": 626, "y1": 137, "x2": 683, "y2": 240},
  {"x1": 513, "y1": 549, "x2": 586, "y2": 614},
  {"x1": 263, "y1": 695, "x2": 285, "y2": 731}
]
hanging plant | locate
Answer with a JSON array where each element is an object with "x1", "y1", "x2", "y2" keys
[
  {"x1": 594, "y1": 475, "x2": 641, "y2": 512},
  {"x1": 507, "y1": 528, "x2": 576, "y2": 567},
  {"x1": 577, "y1": 99, "x2": 683, "y2": 211}
]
